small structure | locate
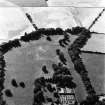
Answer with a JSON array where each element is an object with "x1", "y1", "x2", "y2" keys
[{"x1": 58, "y1": 88, "x2": 78, "y2": 105}]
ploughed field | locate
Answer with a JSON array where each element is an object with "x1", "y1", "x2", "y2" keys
[{"x1": 3, "y1": 34, "x2": 105, "y2": 105}]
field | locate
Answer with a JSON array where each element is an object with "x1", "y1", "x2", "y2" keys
[{"x1": 3, "y1": 35, "x2": 105, "y2": 105}]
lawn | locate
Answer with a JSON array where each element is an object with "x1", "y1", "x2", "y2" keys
[{"x1": 3, "y1": 35, "x2": 105, "y2": 105}]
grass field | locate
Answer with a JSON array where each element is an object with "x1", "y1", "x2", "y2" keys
[
  {"x1": 3, "y1": 35, "x2": 105, "y2": 105},
  {"x1": 1, "y1": 0, "x2": 47, "y2": 7}
]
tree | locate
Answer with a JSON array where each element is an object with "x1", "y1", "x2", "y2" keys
[{"x1": 52, "y1": 63, "x2": 76, "y2": 89}]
